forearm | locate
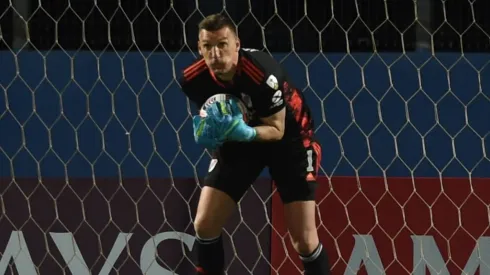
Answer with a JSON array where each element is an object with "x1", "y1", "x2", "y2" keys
[{"x1": 253, "y1": 125, "x2": 284, "y2": 141}]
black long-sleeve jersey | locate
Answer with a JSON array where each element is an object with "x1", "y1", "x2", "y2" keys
[{"x1": 179, "y1": 48, "x2": 315, "y2": 143}]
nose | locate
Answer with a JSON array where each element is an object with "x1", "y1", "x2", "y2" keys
[{"x1": 210, "y1": 46, "x2": 221, "y2": 59}]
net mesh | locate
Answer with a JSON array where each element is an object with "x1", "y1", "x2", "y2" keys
[{"x1": 1, "y1": 0, "x2": 490, "y2": 274}]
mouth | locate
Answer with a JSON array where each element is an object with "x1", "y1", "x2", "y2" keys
[{"x1": 211, "y1": 63, "x2": 224, "y2": 69}]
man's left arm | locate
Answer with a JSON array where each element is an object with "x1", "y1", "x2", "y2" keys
[
  {"x1": 251, "y1": 74, "x2": 287, "y2": 141},
  {"x1": 253, "y1": 107, "x2": 285, "y2": 141}
]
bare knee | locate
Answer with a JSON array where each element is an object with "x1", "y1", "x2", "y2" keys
[
  {"x1": 194, "y1": 187, "x2": 236, "y2": 239},
  {"x1": 194, "y1": 213, "x2": 223, "y2": 239},
  {"x1": 289, "y1": 229, "x2": 319, "y2": 255}
]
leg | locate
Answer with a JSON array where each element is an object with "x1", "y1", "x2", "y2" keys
[
  {"x1": 284, "y1": 201, "x2": 329, "y2": 275},
  {"x1": 194, "y1": 186, "x2": 236, "y2": 239},
  {"x1": 193, "y1": 143, "x2": 265, "y2": 274},
  {"x1": 270, "y1": 140, "x2": 331, "y2": 275},
  {"x1": 193, "y1": 187, "x2": 235, "y2": 275},
  {"x1": 283, "y1": 200, "x2": 319, "y2": 255}
]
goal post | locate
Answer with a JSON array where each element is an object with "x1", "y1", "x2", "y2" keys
[{"x1": 0, "y1": 1, "x2": 490, "y2": 274}]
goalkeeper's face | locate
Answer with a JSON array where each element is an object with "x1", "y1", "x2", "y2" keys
[{"x1": 198, "y1": 27, "x2": 240, "y2": 79}]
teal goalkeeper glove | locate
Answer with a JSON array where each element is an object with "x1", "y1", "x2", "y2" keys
[
  {"x1": 211, "y1": 99, "x2": 245, "y2": 119},
  {"x1": 192, "y1": 115, "x2": 223, "y2": 150},
  {"x1": 207, "y1": 101, "x2": 256, "y2": 142},
  {"x1": 214, "y1": 114, "x2": 256, "y2": 142}
]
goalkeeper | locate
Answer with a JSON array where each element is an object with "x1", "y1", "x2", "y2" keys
[{"x1": 179, "y1": 13, "x2": 331, "y2": 275}]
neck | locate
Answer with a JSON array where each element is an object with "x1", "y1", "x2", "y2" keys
[{"x1": 217, "y1": 66, "x2": 236, "y2": 81}]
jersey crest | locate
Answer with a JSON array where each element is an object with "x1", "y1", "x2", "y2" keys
[{"x1": 240, "y1": 93, "x2": 253, "y2": 109}]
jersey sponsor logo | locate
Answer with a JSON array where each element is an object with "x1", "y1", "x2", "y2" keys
[
  {"x1": 266, "y1": 74, "x2": 279, "y2": 90},
  {"x1": 272, "y1": 90, "x2": 282, "y2": 103},
  {"x1": 271, "y1": 90, "x2": 284, "y2": 109},
  {"x1": 271, "y1": 100, "x2": 283, "y2": 109},
  {"x1": 240, "y1": 93, "x2": 253, "y2": 109},
  {"x1": 271, "y1": 90, "x2": 283, "y2": 108},
  {"x1": 239, "y1": 93, "x2": 257, "y2": 119}
]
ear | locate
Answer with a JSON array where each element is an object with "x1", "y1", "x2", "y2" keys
[
  {"x1": 236, "y1": 37, "x2": 240, "y2": 52},
  {"x1": 197, "y1": 41, "x2": 202, "y2": 56}
]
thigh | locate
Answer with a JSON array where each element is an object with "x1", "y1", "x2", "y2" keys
[
  {"x1": 203, "y1": 142, "x2": 266, "y2": 203},
  {"x1": 269, "y1": 139, "x2": 321, "y2": 204}
]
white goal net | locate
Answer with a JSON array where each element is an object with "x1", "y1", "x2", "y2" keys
[{"x1": 0, "y1": 0, "x2": 490, "y2": 274}]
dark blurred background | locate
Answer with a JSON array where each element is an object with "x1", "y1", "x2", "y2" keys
[{"x1": 0, "y1": 0, "x2": 489, "y2": 52}]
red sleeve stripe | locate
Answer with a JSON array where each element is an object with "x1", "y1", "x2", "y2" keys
[
  {"x1": 242, "y1": 64, "x2": 262, "y2": 85},
  {"x1": 241, "y1": 57, "x2": 264, "y2": 84},
  {"x1": 183, "y1": 59, "x2": 207, "y2": 81},
  {"x1": 184, "y1": 59, "x2": 205, "y2": 75},
  {"x1": 241, "y1": 57, "x2": 264, "y2": 77},
  {"x1": 184, "y1": 66, "x2": 207, "y2": 81},
  {"x1": 241, "y1": 57, "x2": 264, "y2": 78}
]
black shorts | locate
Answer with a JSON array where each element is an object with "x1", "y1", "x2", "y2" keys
[{"x1": 203, "y1": 139, "x2": 321, "y2": 204}]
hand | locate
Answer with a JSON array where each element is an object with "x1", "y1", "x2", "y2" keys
[
  {"x1": 192, "y1": 115, "x2": 223, "y2": 150},
  {"x1": 205, "y1": 100, "x2": 255, "y2": 142},
  {"x1": 207, "y1": 99, "x2": 243, "y2": 121},
  {"x1": 208, "y1": 113, "x2": 256, "y2": 142}
]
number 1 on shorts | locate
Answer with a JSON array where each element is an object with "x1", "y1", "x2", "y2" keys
[{"x1": 306, "y1": 149, "x2": 314, "y2": 172}]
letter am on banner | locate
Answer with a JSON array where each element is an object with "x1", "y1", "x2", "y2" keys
[{"x1": 270, "y1": 177, "x2": 490, "y2": 275}]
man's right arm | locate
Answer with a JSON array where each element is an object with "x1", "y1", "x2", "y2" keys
[
  {"x1": 179, "y1": 58, "x2": 208, "y2": 108},
  {"x1": 178, "y1": 73, "x2": 202, "y2": 113},
  {"x1": 179, "y1": 74, "x2": 222, "y2": 149}
]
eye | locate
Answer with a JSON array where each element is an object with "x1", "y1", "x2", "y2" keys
[{"x1": 218, "y1": 42, "x2": 227, "y2": 48}]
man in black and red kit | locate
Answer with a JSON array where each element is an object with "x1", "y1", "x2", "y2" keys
[{"x1": 179, "y1": 13, "x2": 331, "y2": 275}]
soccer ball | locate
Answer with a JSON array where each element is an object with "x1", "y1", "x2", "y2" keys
[{"x1": 200, "y1": 93, "x2": 249, "y2": 123}]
